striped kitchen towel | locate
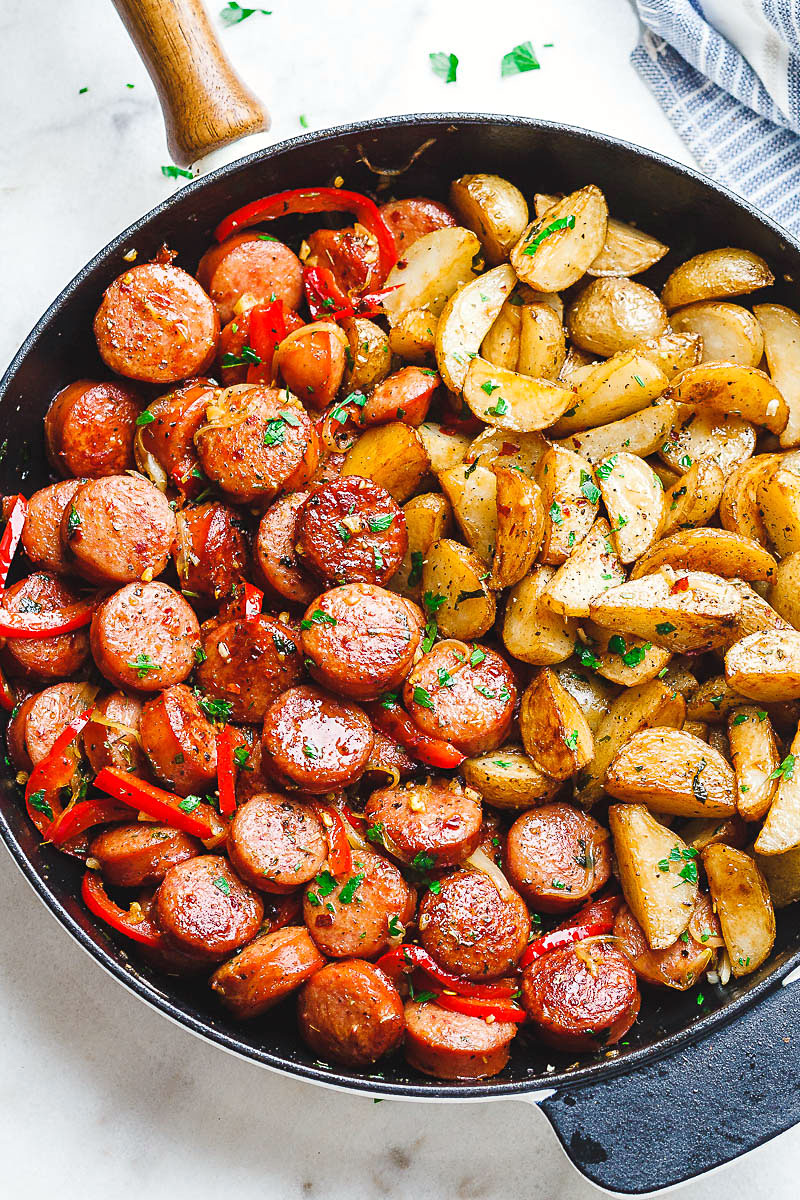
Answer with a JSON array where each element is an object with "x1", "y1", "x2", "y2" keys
[{"x1": 631, "y1": 1, "x2": 800, "y2": 235}]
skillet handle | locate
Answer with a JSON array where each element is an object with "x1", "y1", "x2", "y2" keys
[
  {"x1": 535, "y1": 977, "x2": 800, "y2": 1193},
  {"x1": 110, "y1": 0, "x2": 269, "y2": 165}
]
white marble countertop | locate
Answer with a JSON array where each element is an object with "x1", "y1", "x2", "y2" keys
[{"x1": 1, "y1": 1, "x2": 798, "y2": 1197}]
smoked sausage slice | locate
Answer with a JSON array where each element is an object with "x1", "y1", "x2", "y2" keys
[
  {"x1": 44, "y1": 381, "x2": 141, "y2": 478},
  {"x1": 197, "y1": 233, "x2": 303, "y2": 324},
  {"x1": 297, "y1": 959, "x2": 404, "y2": 1066},
  {"x1": 402, "y1": 640, "x2": 516, "y2": 756},
  {"x1": 303, "y1": 848, "x2": 416, "y2": 958},
  {"x1": 195, "y1": 614, "x2": 303, "y2": 723},
  {"x1": 278, "y1": 328, "x2": 346, "y2": 411},
  {"x1": 228, "y1": 792, "x2": 327, "y2": 893},
  {"x1": 154, "y1": 855, "x2": 264, "y2": 962},
  {"x1": 261, "y1": 685, "x2": 374, "y2": 794},
  {"x1": 296, "y1": 476, "x2": 407, "y2": 587},
  {"x1": 1, "y1": 573, "x2": 91, "y2": 681},
  {"x1": 83, "y1": 690, "x2": 147, "y2": 775},
  {"x1": 364, "y1": 778, "x2": 482, "y2": 869},
  {"x1": 89, "y1": 823, "x2": 201, "y2": 889},
  {"x1": 90, "y1": 581, "x2": 200, "y2": 692},
  {"x1": 522, "y1": 941, "x2": 640, "y2": 1052},
  {"x1": 505, "y1": 802, "x2": 612, "y2": 914},
  {"x1": 135, "y1": 377, "x2": 216, "y2": 495},
  {"x1": 210, "y1": 926, "x2": 325, "y2": 1019},
  {"x1": 379, "y1": 197, "x2": 457, "y2": 252},
  {"x1": 62, "y1": 474, "x2": 176, "y2": 585},
  {"x1": 254, "y1": 492, "x2": 317, "y2": 606},
  {"x1": 404, "y1": 999, "x2": 516, "y2": 1080},
  {"x1": 8, "y1": 680, "x2": 96, "y2": 769},
  {"x1": 140, "y1": 684, "x2": 218, "y2": 795},
  {"x1": 21, "y1": 480, "x2": 85, "y2": 576},
  {"x1": 175, "y1": 501, "x2": 249, "y2": 604},
  {"x1": 418, "y1": 869, "x2": 530, "y2": 980}
]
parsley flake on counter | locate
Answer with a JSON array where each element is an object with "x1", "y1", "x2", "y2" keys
[
  {"x1": 429, "y1": 51, "x2": 458, "y2": 83},
  {"x1": 220, "y1": 2, "x2": 272, "y2": 26},
  {"x1": 501, "y1": 41, "x2": 540, "y2": 76},
  {"x1": 161, "y1": 164, "x2": 194, "y2": 180}
]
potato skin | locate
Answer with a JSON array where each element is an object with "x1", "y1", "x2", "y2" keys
[{"x1": 567, "y1": 278, "x2": 667, "y2": 357}]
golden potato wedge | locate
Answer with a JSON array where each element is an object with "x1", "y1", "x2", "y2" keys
[
  {"x1": 342, "y1": 317, "x2": 392, "y2": 391},
  {"x1": 658, "y1": 457, "x2": 725, "y2": 539},
  {"x1": 722, "y1": 579, "x2": 792, "y2": 648},
  {"x1": 589, "y1": 571, "x2": 742, "y2": 653},
  {"x1": 606, "y1": 728, "x2": 736, "y2": 818},
  {"x1": 630, "y1": 527, "x2": 777, "y2": 583},
  {"x1": 438, "y1": 463, "x2": 497, "y2": 564},
  {"x1": 557, "y1": 399, "x2": 679, "y2": 466},
  {"x1": 702, "y1": 844, "x2": 775, "y2": 975},
  {"x1": 416, "y1": 421, "x2": 470, "y2": 473},
  {"x1": 671, "y1": 301, "x2": 764, "y2": 367},
  {"x1": 510, "y1": 185, "x2": 608, "y2": 292},
  {"x1": 725, "y1": 630, "x2": 800, "y2": 702},
  {"x1": 566, "y1": 278, "x2": 667, "y2": 357},
  {"x1": 502, "y1": 565, "x2": 576, "y2": 665},
  {"x1": 482, "y1": 299, "x2": 522, "y2": 369},
  {"x1": 595, "y1": 451, "x2": 665, "y2": 563},
  {"x1": 769, "y1": 551, "x2": 800, "y2": 629},
  {"x1": 449, "y1": 174, "x2": 529, "y2": 266},
  {"x1": 661, "y1": 248, "x2": 774, "y2": 311},
  {"x1": 464, "y1": 426, "x2": 549, "y2": 475},
  {"x1": 420, "y1": 538, "x2": 495, "y2": 640},
  {"x1": 727, "y1": 706, "x2": 779, "y2": 821},
  {"x1": 341, "y1": 421, "x2": 429, "y2": 502},
  {"x1": 387, "y1": 308, "x2": 438, "y2": 363},
  {"x1": 755, "y1": 844, "x2": 800, "y2": 907},
  {"x1": 519, "y1": 668, "x2": 594, "y2": 780},
  {"x1": 540, "y1": 518, "x2": 625, "y2": 618},
  {"x1": 688, "y1": 676, "x2": 748, "y2": 722},
  {"x1": 462, "y1": 356, "x2": 575, "y2": 432},
  {"x1": 719, "y1": 454, "x2": 776, "y2": 545},
  {"x1": 462, "y1": 745, "x2": 559, "y2": 810},
  {"x1": 754, "y1": 726, "x2": 800, "y2": 856},
  {"x1": 552, "y1": 661, "x2": 616, "y2": 733},
  {"x1": 669, "y1": 362, "x2": 788, "y2": 435},
  {"x1": 659, "y1": 406, "x2": 756, "y2": 476},
  {"x1": 581, "y1": 624, "x2": 672, "y2": 687},
  {"x1": 390, "y1": 492, "x2": 451, "y2": 601},
  {"x1": 660, "y1": 662, "x2": 700, "y2": 701},
  {"x1": 634, "y1": 330, "x2": 702, "y2": 378},
  {"x1": 681, "y1": 816, "x2": 747, "y2": 853},
  {"x1": 491, "y1": 465, "x2": 544, "y2": 588},
  {"x1": 757, "y1": 462, "x2": 800, "y2": 556},
  {"x1": 382, "y1": 226, "x2": 480, "y2": 325},
  {"x1": 558, "y1": 344, "x2": 598, "y2": 387},
  {"x1": 436, "y1": 264, "x2": 517, "y2": 393},
  {"x1": 550, "y1": 350, "x2": 669, "y2": 437},
  {"x1": 517, "y1": 303, "x2": 566, "y2": 381},
  {"x1": 610, "y1": 805, "x2": 698, "y2": 950},
  {"x1": 587, "y1": 216, "x2": 668, "y2": 278},
  {"x1": 576, "y1": 680, "x2": 686, "y2": 807},
  {"x1": 536, "y1": 445, "x2": 599, "y2": 563},
  {"x1": 754, "y1": 303, "x2": 800, "y2": 448}
]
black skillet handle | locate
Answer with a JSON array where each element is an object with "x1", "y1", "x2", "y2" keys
[{"x1": 537, "y1": 978, "x2": 800, "y2": 1193}]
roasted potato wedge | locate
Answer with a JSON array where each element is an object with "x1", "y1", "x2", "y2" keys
[
  {"x1": 722, "y1": 580, "x2": 791, "y2": 648},
  {"x1": 436, "y1": 264, "x2": 517, "y2": 393},
  {"x1": 725, "y1": 630, "x2": 800, "y2": 702},
  {"x1": 635, "y1": 330, "x2": 702, "y2": 379},
  {"x1": 630, "y1": 527, "x2": 777, "y2": 583},
  {"x1": 558, "y1": 344, "x2": 598, "y2": 387},
  {"x1": 719, "y1": 454, "x2": 775, "y2": 545},
  {"x1": 416, "y1": 421, "x2": 470, "y2": 473},
  {"x1": 462, "y1": 745, "x2": 559, "y2": 810},
  {"x1": 342, "y1": 317, "x2": 392, "y2": 391},
  {"x1": 668, "y1": 362, "x2": 788, "y2": 435},
  {"x1": 387, "y1": 308, "x2": 438, "y2": 363},
  {"x1": 610, "y1": 804, "x2": 698, "y2": 950},
  {"x1": 540, "y1": 518, "x2": 625, "y2": 617},
  {"x1": 754, "y1": 725, "x2": 800, "y2": 856},
  {"x1": 510, "y1": 185, "x2": 608, "y2": 292},
  {"x1": 727, "y1": 706, "x2": 780, "y2": 821},
  {"x1": 517, "y1": 303, "x2": 566, "y2": 380},
  {"x1": 550, "y1": 350, "x2": 669, "y2": 437},
  {"x1": 536, "y1": 446, "x2": 598, "y2": 564},
  {"x1": 582, "y1": 624, "x2": 672, "y2": 688},
  {"x1": 502, "y1": 565, "x2": 576, "y2": 665},
  {"x1": 491, "y1": 465, "x2": 544, "y2": 588},
  {"x1": 769, "y1": 551, "x2": 800, "y2": 629},
  {"x1": 464, "y1": 427, "x2": 549, "y2": 475},
  {"x1": 754, "y1": 303, "x2": 800, "y2": 448},
  {"x1": 588, "y1": 216, "x2": 668, "y2": 278},
  {"x1": 519, "y1": 668, "x2": 594, "y2": 780},
  {"x1": 566, "y1": 278, "x2": 667, "y2": 357},
  {"x1": 341, "y1": 421, "x2": 429, "y2": 502},
  {"x1": 390, "y1": 492, "x2": 451, "y2": 601},
  {"x1": 659, "y1": 407, "x2": 756, "y2": 476},
  {"x1": 757, "y1": 461, "x2": 800, "y2": 557},
  {"x1": 606, "y1": 728, "x2": 736, "y2": 818},
  {"x1": 755, "y1": 844, "x2": 800, "y2": 908},
  {"x1": 658, "y1": 457, "x2": 725, "y2": 539},
  {"x1": 671, "y1": 301, "x2": 764, "y2": 367},
  {"x1": 702, "y1": 844, "x2": 775, "y2": 975},
  {"x1": 557, "y1": 399, "x2": 679, "y2": 466},
  {"x1": 681, "y1": 816, "x2": 747, "y2": 853},
  {"x1": 661, "y1": 248, "x2": 774, "y2": 311},
  {"x1": 421, "y1": 538, "x2": 495, "y2": 640},
  {"x1": 462, "y1": 356, "x2": 575, "y2": 431},
  {"x1": 382, "y1": 226, "x2": 480, "y2": 325},
  {"x1": 552, "y1": 661, "x2": 616, "y2": 732},
  {"x1": 595, "y1": 451, "x2": 665, "y2": 563},
  {"x1": 438, "y1": 462, "x2": 497, "y2": 564},
  {"x1": 482, "y1": 299, "x2": 522, "y2": 369},
  {"x1": 589, "y1": 571, "x2": 742, "y2": 653},
  {"x1": 449, "y1": 174, "x2": 529, "y2": 266}
]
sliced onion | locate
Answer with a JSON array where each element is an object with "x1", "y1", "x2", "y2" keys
[
  {"x1": 465, "y1": 847, "x2": 514, "y2": 901},
  {"x1": 340, "y1": 810, "x2": 373, "y2": 855},
  {"x1": 88, "y1": 711, "x2": 141, "y2": 743},
  {"x1": 133, "y1": 428, "x2": 168, "y2": 492}
]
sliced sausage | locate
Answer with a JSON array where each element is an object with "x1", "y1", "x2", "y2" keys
[
  {"x1": 418, "y1": 869, "x2": 530, "y2": 980},
  {"x1": 310, "y1": 450, "x2": 346, "y2": 488},
  {"x1": 195, "y1": 614, "x2": 303, "y2": 723},
  {"x1": 90, "y1": 581, "x2": 200, "y2": 693},
  {"x1": 94, "y1": 262, "x2": 219, "y2": 384},
  {"x1": 262, "y1": 685, "x2": 374, "y2": 794},
  {"x1": 44, "y1": 381, "x2": 141, "y2": 478},
  {"x1": 613, "y1": 896, "x2": 719, "y2": 991},
  {"x1": 254, "y1": 492, "x2": 317, "y2": 606},
  {"x1": 303, "y1": 847, "x2": 416, "y2": 958},
  {"x1": 505, "y1": 802, "x2": 612, "y2": 914},
  {"x1": 154, "y1": 854, "x2": 264, "y2": 962},
  {"x1": 7, "y1": 695, "x2": 39, "y2": 771},
  {"x1": 522, "y1": 941, "x2": 640, "y2": 1052},
  {"x1": 301, "y1": 583, "x2": 423, "y2": 701},
  {"x1": 306, "y1": 227, "x2": 381, "y2": 294},
  {"x1": 83, "y1": 690, "x2": 147, "y2": 775},
  {"x1": 197, "y1": 233, "x2": 303, "y2": 324},
  {"x1": 362, "y1": 730, "x2": 417, "y2": 787},
  {"x1": 139, "y1": 684, "x2": 218, "y2": 795},
  {"x1": 89, "y1": 823, "x2": 201, "y2": 888},
  {"x1": 403, "y1": 640, "x2": 517, "y2": 756},
  {"x1": 194, "y1": 384, "x2": 318, "y2": 505},
  {"x1": 62, "y1": 474, "x2": 176, "y2": 585},
  {"x1": 0, "y1": 573, "x2": 91, "y2": 681},
  {"x1": 361, "y1": 367, "x2": 438, "y2": 427},
  {"x1": 228, "y1": 792, "x2": 327, "y2": 893},
  {"x1": 21, "y1": 479, "x2": 86, "y2": 575},
  {"x1": 8, "y1": 680, "x2": 96, "y2": 769},
  {"x1": 278, "y1": 328, "x2": 347, "y2": 411},
  {"x1": 296, "y1": 477, "x2": 407, "y2": 586},
  {"x1": 210, "y1": 925, "x2": 325, "y2": 1019},
  {"x1": 364, "y1": 778, "x2": 483, "y2": 869},
  {"x1": 404, "y1": 999, "x2": 516, "y2": 1080},
  {"x1": 135, "y1": 378, "x2": 216, "y2": 494},
  {"x1": 297, "y1": 959, "x2": 404, "y2": 1066},
  {"x1": 379, "y1": 197, "x2": 457, "y2": 252},
  {"x1": 175, "y1": 501, "x2": 249, "y2": 604}
]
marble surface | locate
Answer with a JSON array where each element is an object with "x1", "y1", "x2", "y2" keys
[{"x1": 1, "y1": 1, "x2": 798, "y2": 1196}]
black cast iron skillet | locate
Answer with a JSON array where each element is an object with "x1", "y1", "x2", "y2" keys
[{"x1": 2, "y1": 9, "x2": 800, "y2": 1194}]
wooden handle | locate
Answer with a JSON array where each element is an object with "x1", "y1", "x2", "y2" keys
[{"x1": 111, "y1": 0, "x2": 269, "y2": 165}]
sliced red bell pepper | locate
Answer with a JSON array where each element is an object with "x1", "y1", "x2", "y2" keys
[
  {"x1": 0, "y1": 597, "x2": 97, "y2": 639},
  {"x1": 81, "y1": 871, "x2": 163, "y2": 946},
  {"x1": 366, "y1": 700, "x2": 465, "y2": 770},
  {"x1": 215, "y1": 187, "x2": 397, "y2": 284},
  {"x1": 50, "y1": 797, "x2": 133, "y2": 847},
  {"x1": 245, "y1": 298, "x2": 287, "y2": 383},
  {"x1": 25, "y1": 704, "x2": 96, "y2": 837},
  {"x1": 375, "y1": 945, "x2": 518, "y2": 1000},
  {"x1": 309, "y1": 800, "x2": 352, "y2": 877},
  {"x1": 215, "y1": 724, "x2": 238, "y2": 817},
  {"x1": 518, "y1": 918, "x2": 616, "y2": 970},
  {"x1": 0, "y1": 661, "x2": 15, "y2": 712},
  {"x1": 434, "y1": 992, "x2": 527, "y2": 1023},
  {"x1": 0, "y1": 494, "x2": 27, "y2": 594},
  {"x1": 93, "y1": 767, "x2": 223, "y2": 840}
]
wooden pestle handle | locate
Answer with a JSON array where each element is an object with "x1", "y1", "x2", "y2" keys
[{"x1": 111, "y1": 0, "x2": 269, "y2": 165}]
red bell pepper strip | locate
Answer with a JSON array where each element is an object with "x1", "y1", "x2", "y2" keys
[
  {"x1": 518, "y1": 918, "x2": 616, "y2": 970},
  {"x1": 310, "y1": 800, "x2": 353, "y2": 877},
  {"x1": 93, "y1": 767, "x2": 223, "y2": 840},
  {"x1": 49, "y1": 797, "x2": 133, "y2": 847},
  {"x1": 81, "y1": 871, "x2": 163, "y2": 946},
  {"x1": 0, "y1": 597, "x2": 97, "y2": 639},
  {"x1": 246, "y1": 298, "x2": 287, "y2": 383},
  {"x1": 215, "y1": 724, "x2": 238, "y2": 817},
  {"x1": 366, "y1": 700, "x2": 465, "y2": 770},
  {"x1": 303, "y1": 266, "x2": 352, "y2": 320},
  {"x1": 375, "y1": 945, "x2": 518, "y2": 1000},
  {"x1": 25, "y1": 704, "x2": 96, "y2": 837},
  {"x1": 215, "y1": 187, "x2": 397, "y2": 283},
  {"x1": 434, "y1": 992, "x2": 527, "y2": 1024},
  {"x1": 0, "y1": 661, "x2": 15, "y2": 712},
  {"x1": 0, "y1": 495, "x2": 27, "y2": 594}
]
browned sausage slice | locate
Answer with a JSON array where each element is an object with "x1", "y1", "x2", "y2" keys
[
  {"x1": 90, "y1": 581, "x2": 200, "y2": 693},
  {"x1": 402, "y1": 640, "x2": 517, "y2": 756},
  {"x1": 197, "y1": 233, "x2": 303, "y2": 324},
  {"x1": 613, "y1": 896, "x2": 720, "y2": 990},
  {"x1": 522, "y1": 941, "x2": 640, "y2": 1052},
  {"x1": 9, "y1": 680, "x2": 96, "y2": 769},
  {"x1": 22, "y1": 480, "x2": 86, "y2": 575},
  {"x1": 362, "y1": 730, "x2": 417, "y2": 788},
  {"x1": 84, "y1": 690, "x2": 147, "y2": 775},
  {"x1": 379, "y1": 197, "x2": 457, "y2": 252},
  {"x1": 364, "y1": 778, "x2": 482, "y2": 869},
  {"x1": 278, "y1": 329, "x2": 346, "y2": 411},
  {"x1": 175, "y1": 501, "x2": 249, "y2": 604},
  {"x1": 404, "y1": 999, "x2": 517, "y2": 1080},
  {"x1": 89, "y1": 823, "x2": 201, "y2": 888},
  {"x1": 254, "y1": 492, "x2": 318, "y2": 606},
  {"x1": 297, "y1": 959, "x2": 404, "y2": 1066},
  {"x1": 210, "y1": 925, "x2": 325, "y2": 1018},
  {"x1": 139, "y1": 684, "x2": 218, "y2": 795},
  {"x1": 62, "y1": 474, "x2": 176, "y2": 585},
  {"x1": 301, "y1": 583, "x2": 423, "y2": 701},
  {"x1": 261, "y1": 685, "x2": 374, "y2": 794},
  {"x1": 94, "y1": 262, "x2": 219, "y2": 384},
  {"x1": 418, "y1": 869, "x2": 530, "y2": 980},
  {"x1": 303, "y1": 848, "x2": 416, "y2": 958},
  {"x1": 361, "y1": 367, "x2": 438, "y2": 427},
  {"x1": 228, "y1": 792, "x2": 327, "y2": 893},
  {"x1": 296, "y1": 477, "x2": 408, "y2": 586},
  {"x1": 134, "y1": 378, "x2": 216, "y2": 494},
  {"x1": 154, "y1": 854, "x2": 264, "y2": 961},
  {"x1": 504, "y1": 802, "x2": 612, "y2": 914},
  {"x1": 1, "y1": 573, "x2": 91, "y2": 681},
  {"x1": 306, "y1": 228, "x2": 380, "y2": 294},
  {"x1": 44, "y1": 381, "x2": 142, "y2": 478},
  {"x1": 195, "y1": 614, "x2": 303, "y2": 722}
]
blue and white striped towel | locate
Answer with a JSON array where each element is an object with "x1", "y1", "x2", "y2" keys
[{"x1": 631, "y1": 1, "x2": 800, "y2": 235}]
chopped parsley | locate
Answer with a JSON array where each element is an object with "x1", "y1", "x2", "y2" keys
[
  {"x1": 135, "y1": 410, "x2": 155, "y2": 426},
  {"x1": 579, "y1": 470, "x2": 600, "y2": 505},
  {"x1": 480, "y1": 380, "x2": 500, "y2": 395},
  {"x1": 429, "y1": 51, "x2": 458, "y2": 83},
  {"x1": 655, "y1": 622, "x2": 676, "y2": 635},
  {"x1": 263, "y1": 417, "x2": 286, "y2": 447},
  {"x1": 300, "y1": 609, "x2": 337, "y2": 630},
  {"x1": 368, "y1": 513, "x2": 395, "y2": 532},
  {"x1": 411, "y1": 851, "x2": 436, "y2": 873},
  {"x1": 179, "y1": 795, "x2": 202, "y2": 813},
  {"x1": 549, "y1": 500, "x2": 564, "y2": 527},
  {"x1": 596, "y1": 455, "x2": 618, "y2": 481},
  {"x1": 408, "y1": 551, "x2": 424, "y2": 588},
  {"x1": 501, "y1": 40, "x2": 540, "y2": 76},
  {"x1": 412, "y1": 686, "x2": 435, "y2": 710},
  {"x1": 486, "y1": 396, "x2": 509, "y2": 418},
  {"x1": 769, "y1": 754, "x2": 795, "y2": 782},
  {"x1": 126, "y1": 653, "x2": 161, "y2": 678},
  {"x1": 212, "y1": 875, "x2": 231, "y2": 896},
  {"x1": 523, "y1": 214, "x2": 576, "y2": 257},
  {"x1": 338, "y1": 873, "x2": 365, "y2": 905},
  {"x1": 469, "y1": 646, "x2": 486, "y2": 667},
  {"x1": 66, "y1": 504, "x2": 82, "y2": 537},
  {"x1": 233, "y1": 746, "x2": 251, "y2": 769},
  {"x1": 27, "y1": 790, "x2": 53, "y2": 821},
  {"x1": 220, "y1": 346, "x2": 261, "y2": 369},
  {"x1": 220, "y1": 2, "x2": 272, "y2": 26},
  {"x1": 161, "y1": 164, "x2": 193, "y2": 180},
  {"x1": 196, "y1": 693, "x2": 233, "y2": 722}
]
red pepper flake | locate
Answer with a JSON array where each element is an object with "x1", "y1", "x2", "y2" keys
[{"x1": 670, "y1": 576, "x2": 690, "y2": 593}]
